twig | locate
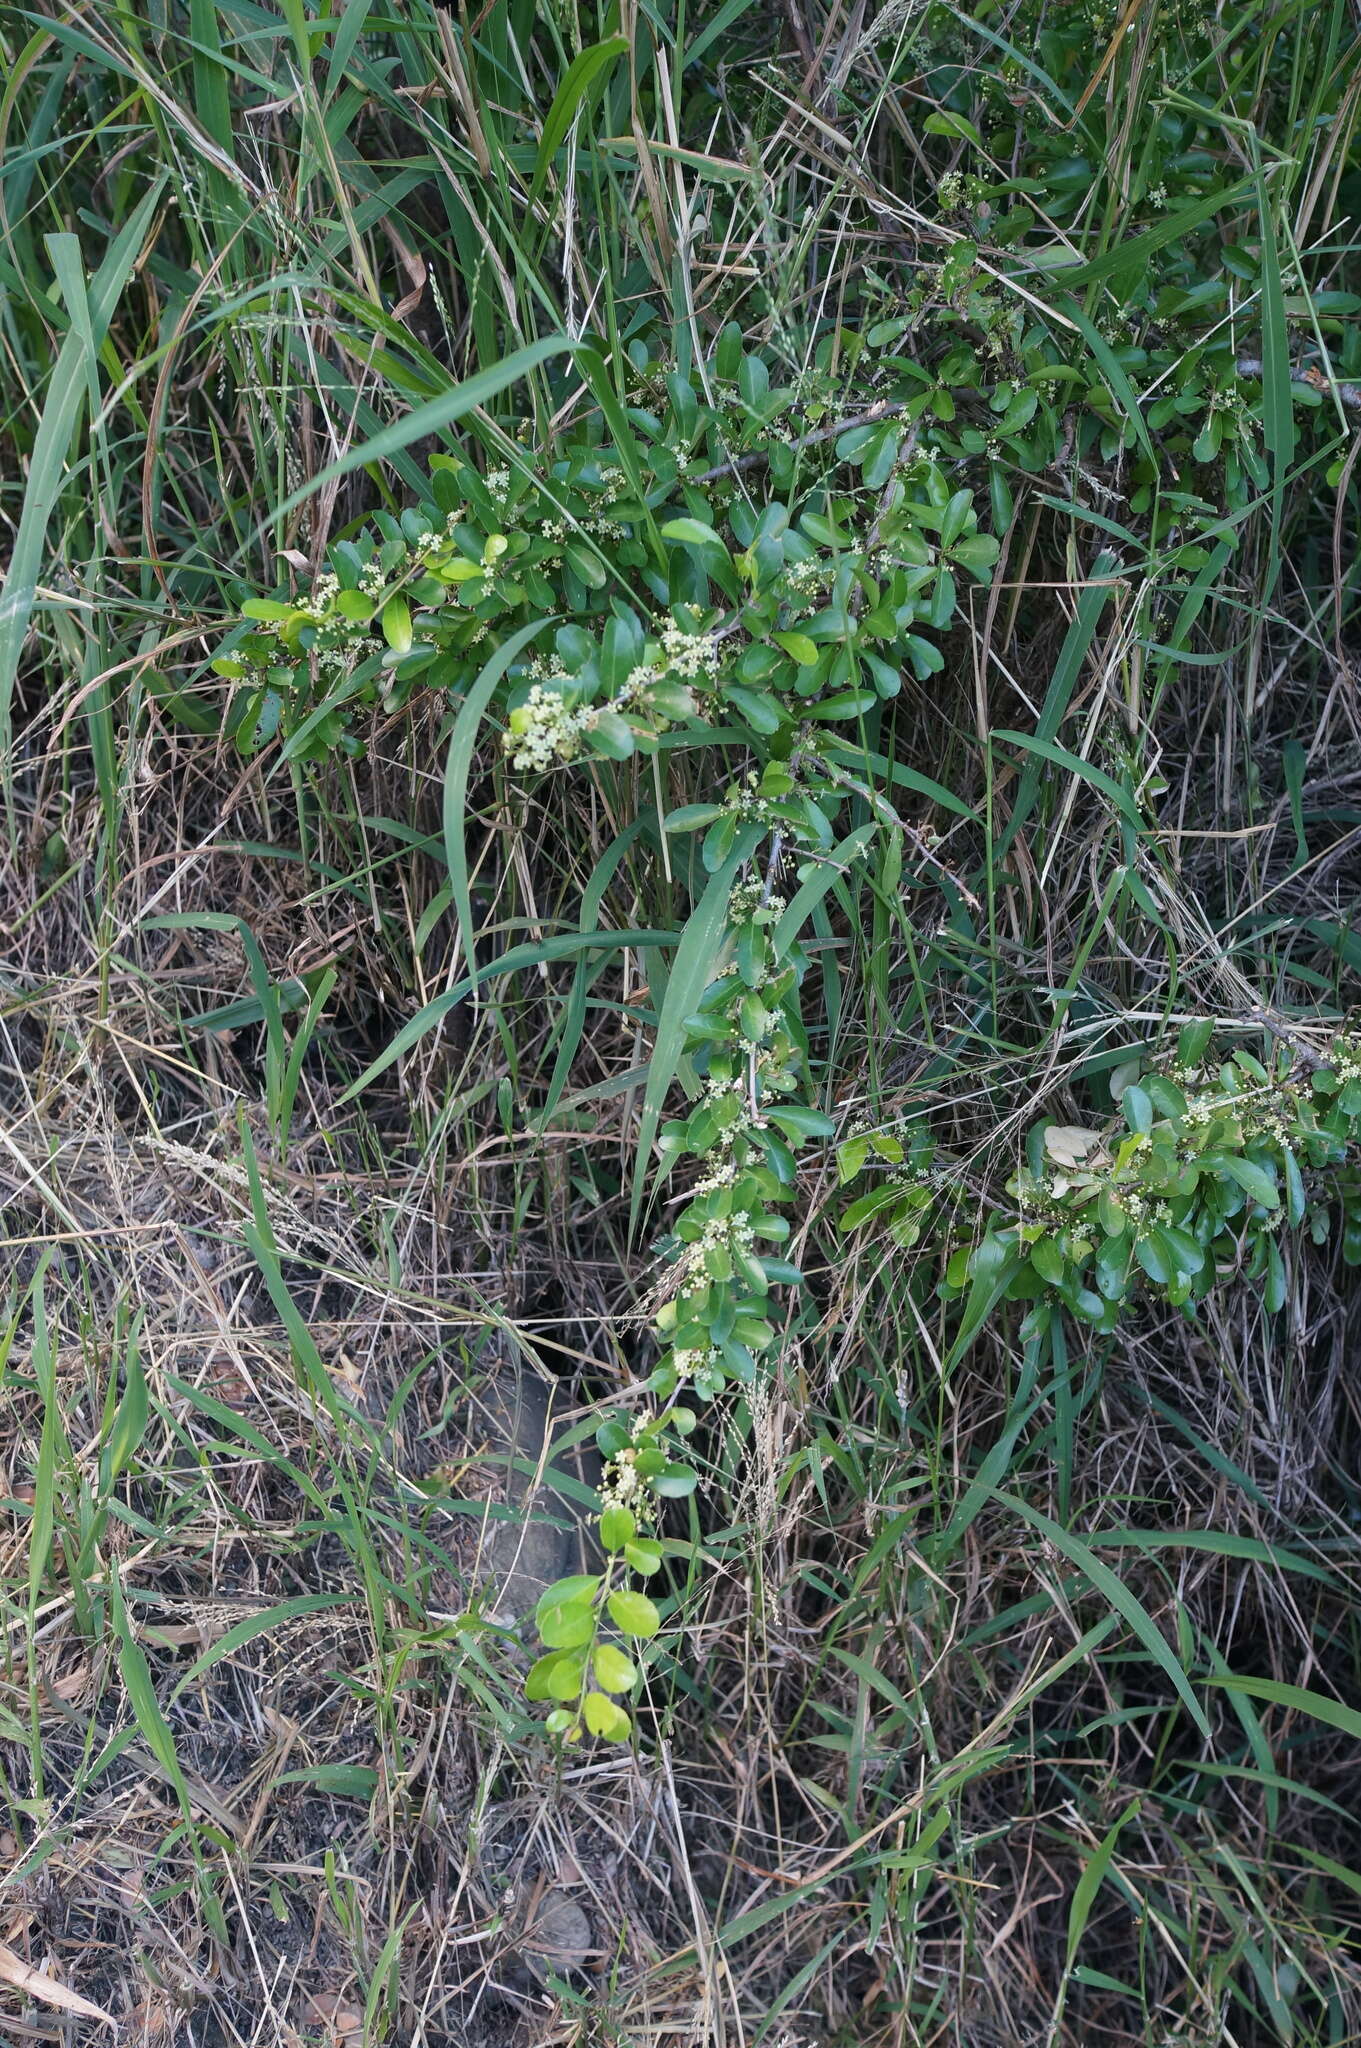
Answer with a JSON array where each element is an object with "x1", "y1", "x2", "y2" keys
[
  {"x1": 686, "y1": 399, "x2": 911, "y2": 486},
  {"x1": 690, "y1": 358, "x2": 1358, "y2": 500},
  {"x1": 781, "y1": 0, "x2": 817, "y2": 69},
  {"x1": 1235, "y1": 356, "x2": 1361, "y2": 411},
  {"x1": 759, "y1": 829, "x2": 786, "y2": 908},
  {"x1": 820, "y1": 758, "x2": 982, "y2": 910},
  {"x1": 1245, "y1": 1004, "x2": 1335, "y2": 1074}
]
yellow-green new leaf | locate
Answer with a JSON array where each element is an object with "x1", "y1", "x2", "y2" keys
[
  {"x1": 583, "y1": 1691, "x2": 632, "y2": 1741},
  {"x1": 593, "y1": 1643, "x2": 638, "y2": 1693}
]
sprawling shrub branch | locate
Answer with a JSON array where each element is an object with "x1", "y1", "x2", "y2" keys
[{"x1": 213, "y1": 324, "x2": 1359, "y2": 1745}]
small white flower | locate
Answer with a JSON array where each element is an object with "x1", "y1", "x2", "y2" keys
[{"x1": 503, "y1": 684, "x2": 583, "y2": 771}]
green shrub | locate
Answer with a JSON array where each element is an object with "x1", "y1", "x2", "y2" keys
[
  {"x1": 840, "y1": 1023, "x2": 1361, "y2": 1334},
  {"x1": 213, "y1": 315, "x2": 1361, "y2": 1746}
]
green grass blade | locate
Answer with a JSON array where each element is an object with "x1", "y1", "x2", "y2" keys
[
  {"x1": 340, "y1": 928, "x2": 677, "y2": 1102},
  {"x1": 169, "y1": 1593, "x2": 353, "y2": 1702},
  {"x1": 1065, "y1": 1795, "x2": 1142, "y2": 1972},
  {"x1": 628, "y1": 829, "x2": 762, "y2": 1241},
  {"x1": 1201, "y1": 1673, "x2": 1361, "y2": 1743},
  {"x1": 772, "y1": 823, "x2": 878, "y2": 960},
  {"x1": 442, "y1": 616, "x2": 553, "y2": 996},
  {"x1": 996, "y1": 1493, "x2": 1212, "y2": 1738},
  {"x1": 995, "y1": 552, "x2": 1120, "y2": 857},
  {"x1": 109, "y1": 1572, "x2": 192, "y2": 1820},
  {"x1": 0, "y1": 178, "x2": 163, "y2": 772},
  {"x1": 265, "y1": 335, "x2": 574, "y2": 529},
  {"x1": 529, "y1": 34, "x2": 630, "y2": 207}
]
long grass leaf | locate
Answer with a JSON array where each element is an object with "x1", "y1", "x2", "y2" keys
[
  {"x1": 996, "y1": 1492, "x2": 1211, "y2": 1737},
  {"x1": 266, "y1": 336, "x2": 573, "y2": 527},
  {"x1": 1201, "y1": 1673, "x2": 1361, "y2": 1743},
  {"x1": 629, "y1": 830, "x2": 762, "y2": 1240},
  {"x1": 529, "y1": 35, "x2": 629, "y2": 205},
  {"x1": 0, "y1": 180, "x2": 164, "y2": 769},
  {"x1": 340, "y1": 928, "x2": 676, "y2": 1101},
  {"x1": 443, "y1": 617, "x2": 553, "y2": 995}
]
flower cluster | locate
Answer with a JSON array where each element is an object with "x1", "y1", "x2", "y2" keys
[
  {"x1": 658, "y1": 619, "x2": 722, "y2": 684},
  {"x1": 503, "y1": 683, "x2": 582, "y2": 770},
  {"x1": 598, "y1": 1446, "x2": 648, "y2": 1519}
]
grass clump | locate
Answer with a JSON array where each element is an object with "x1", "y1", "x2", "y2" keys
[{"x1": 2, "y1": 1, "x2": 1361, "y2": 2044}]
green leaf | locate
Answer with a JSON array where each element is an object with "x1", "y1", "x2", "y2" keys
[
  {"x1": 526, "y1": 1649, "x2": 587, "y2": 1701},
  {"x1": 592, "y1": 1643, "x2": 638, "y2": 1693},
  {"x1": 583, "y1": 1690, "x2": 632, "y2": 1740},
  {"x1": 662, "y1": 516, "x2": 726, "y2": 550},
  {"x1": 1263, "y1": 1237, "x2": 1287, "y2": 1313},
  {"x1": 994, "y1": 555, "x2": 1122, "y2": 858},
  {"x1": 565, "y1": 540, "x2": 608, "y2": 588},
  {"x1": 1202, "y1": 1673, "x2": 1361, "y2": 1744},
  {"x1": 1094, "y1": 1528, "x2": 1337, "y2": 1585},
  {"x1": 1060, "y1": 174, "x2": 1255, "y2": 289},
  {"x1": 951, "y1": 533, "x2": 1001, "y2": 576},
  {"x1": 1133, "y1": 1229, "x2": 1172, "y2": 1287},
  {"x1": 381, "y1": 594, "x2": 411, "y2": 652},
  {"x1": 772, "y1": 629, "x2": 817, "y2": 666},
  {"x1": 109, "y1": 1572, "x2": 192, "y2": 1817},
  {"x1": 573, "y1": 344, "x2": 658, "y2": 530},
  {"x1": 239, "y1": 1124, "x2": 356, "y2": 1427},
  {"x1": 767, "y1": 1105, "x2": 836, "y2": 1140},
  {"x1": 0, "y1": 185, "x2": 166, "y2": 772},
  {"x1": 607, "y1": 1588, "x2": 661, "y2": 1638},
  {"x1": 1178, "y1": 1020, "x2": 1215, "y2": 1065},
  {"x1": 535, "y1": 1574, "x2": 600, "y2": 1622},
  {"x1": 340, "y1": 926, "x2": 673, "y2": 1102},
  {"x1": 170, "y1": 1593, "x2": 352, "y2": 1702},
  {"x1": 442, "y1": 616, "x2": 554, "y2": 1008},
  {"x1": 1161, "y1": 1226, "x2": 1205, "y2": 1279},
  {"x1": 275, "y1": 1763, "x2": 378, "y2": 1800},
  {"x1": 808, "y1": 688, "x2": 877, "y2": 719},
  {"x1": 586, "y1": 709, "x2": 636, "y2": 758},
  {"x1": 840, "y1": 1184, "x2": 908, "y2": 1231},
  {"x1": 940, "y1": 489, "x2": 974, "y2": 549},
  {"x1": 772, "y1": 823, "x2": 877, "y2": 959},
  {"x1": 1122, "y1": 1084, "x2": 1153, "y2": 1135},
  {"x1": 538, "y1": 1600, "x2": 598, "y2": 1650},
  {"x1": 722, "y1": 683, "x2": 784, "y2": 734},
  {"x1": 665, "y1": 804, "x2": 726, "y2": 831},
  {"x1": 1065, "y1": 1797, "x2": 1142, "y2": 1970},
  {"x1": 924, "y1": 109, "x2": 983, "y2": 146},
  {"x1": 270, "y1": 337, "x2": 576, "y2": 527},
  {"x1": 822, "y1": 739, "x2": 978, "y2": 821},
  {"x1": 1252, "y1": 152, "x2": 1293, "y2": 582},
  {"x1": 1055, "y1": 295, "x2": 1156, "y2": 467},
  {"x1": 599, "y1": 1506, "x2": 636, "y2": 1550},
  {"x1": 996, "y1": 727, "x2": 1141, "y2": 828},
  {"x1": 1281, "y1": 1145, "x2": 1306, "y2": 1226},
  {"x1": 105, "y1": 1339, "x2": 148, "y2": 1478},
  {"x1": 1214, "y1": 1154, "x2": 1280, "y2": 1209},
  {"x1": 862, "y1": 424, "x2": 900, "y2": 489},
  {"x1": 947, "y1": 1230, "x2": 1024, "y2": 1368}
]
